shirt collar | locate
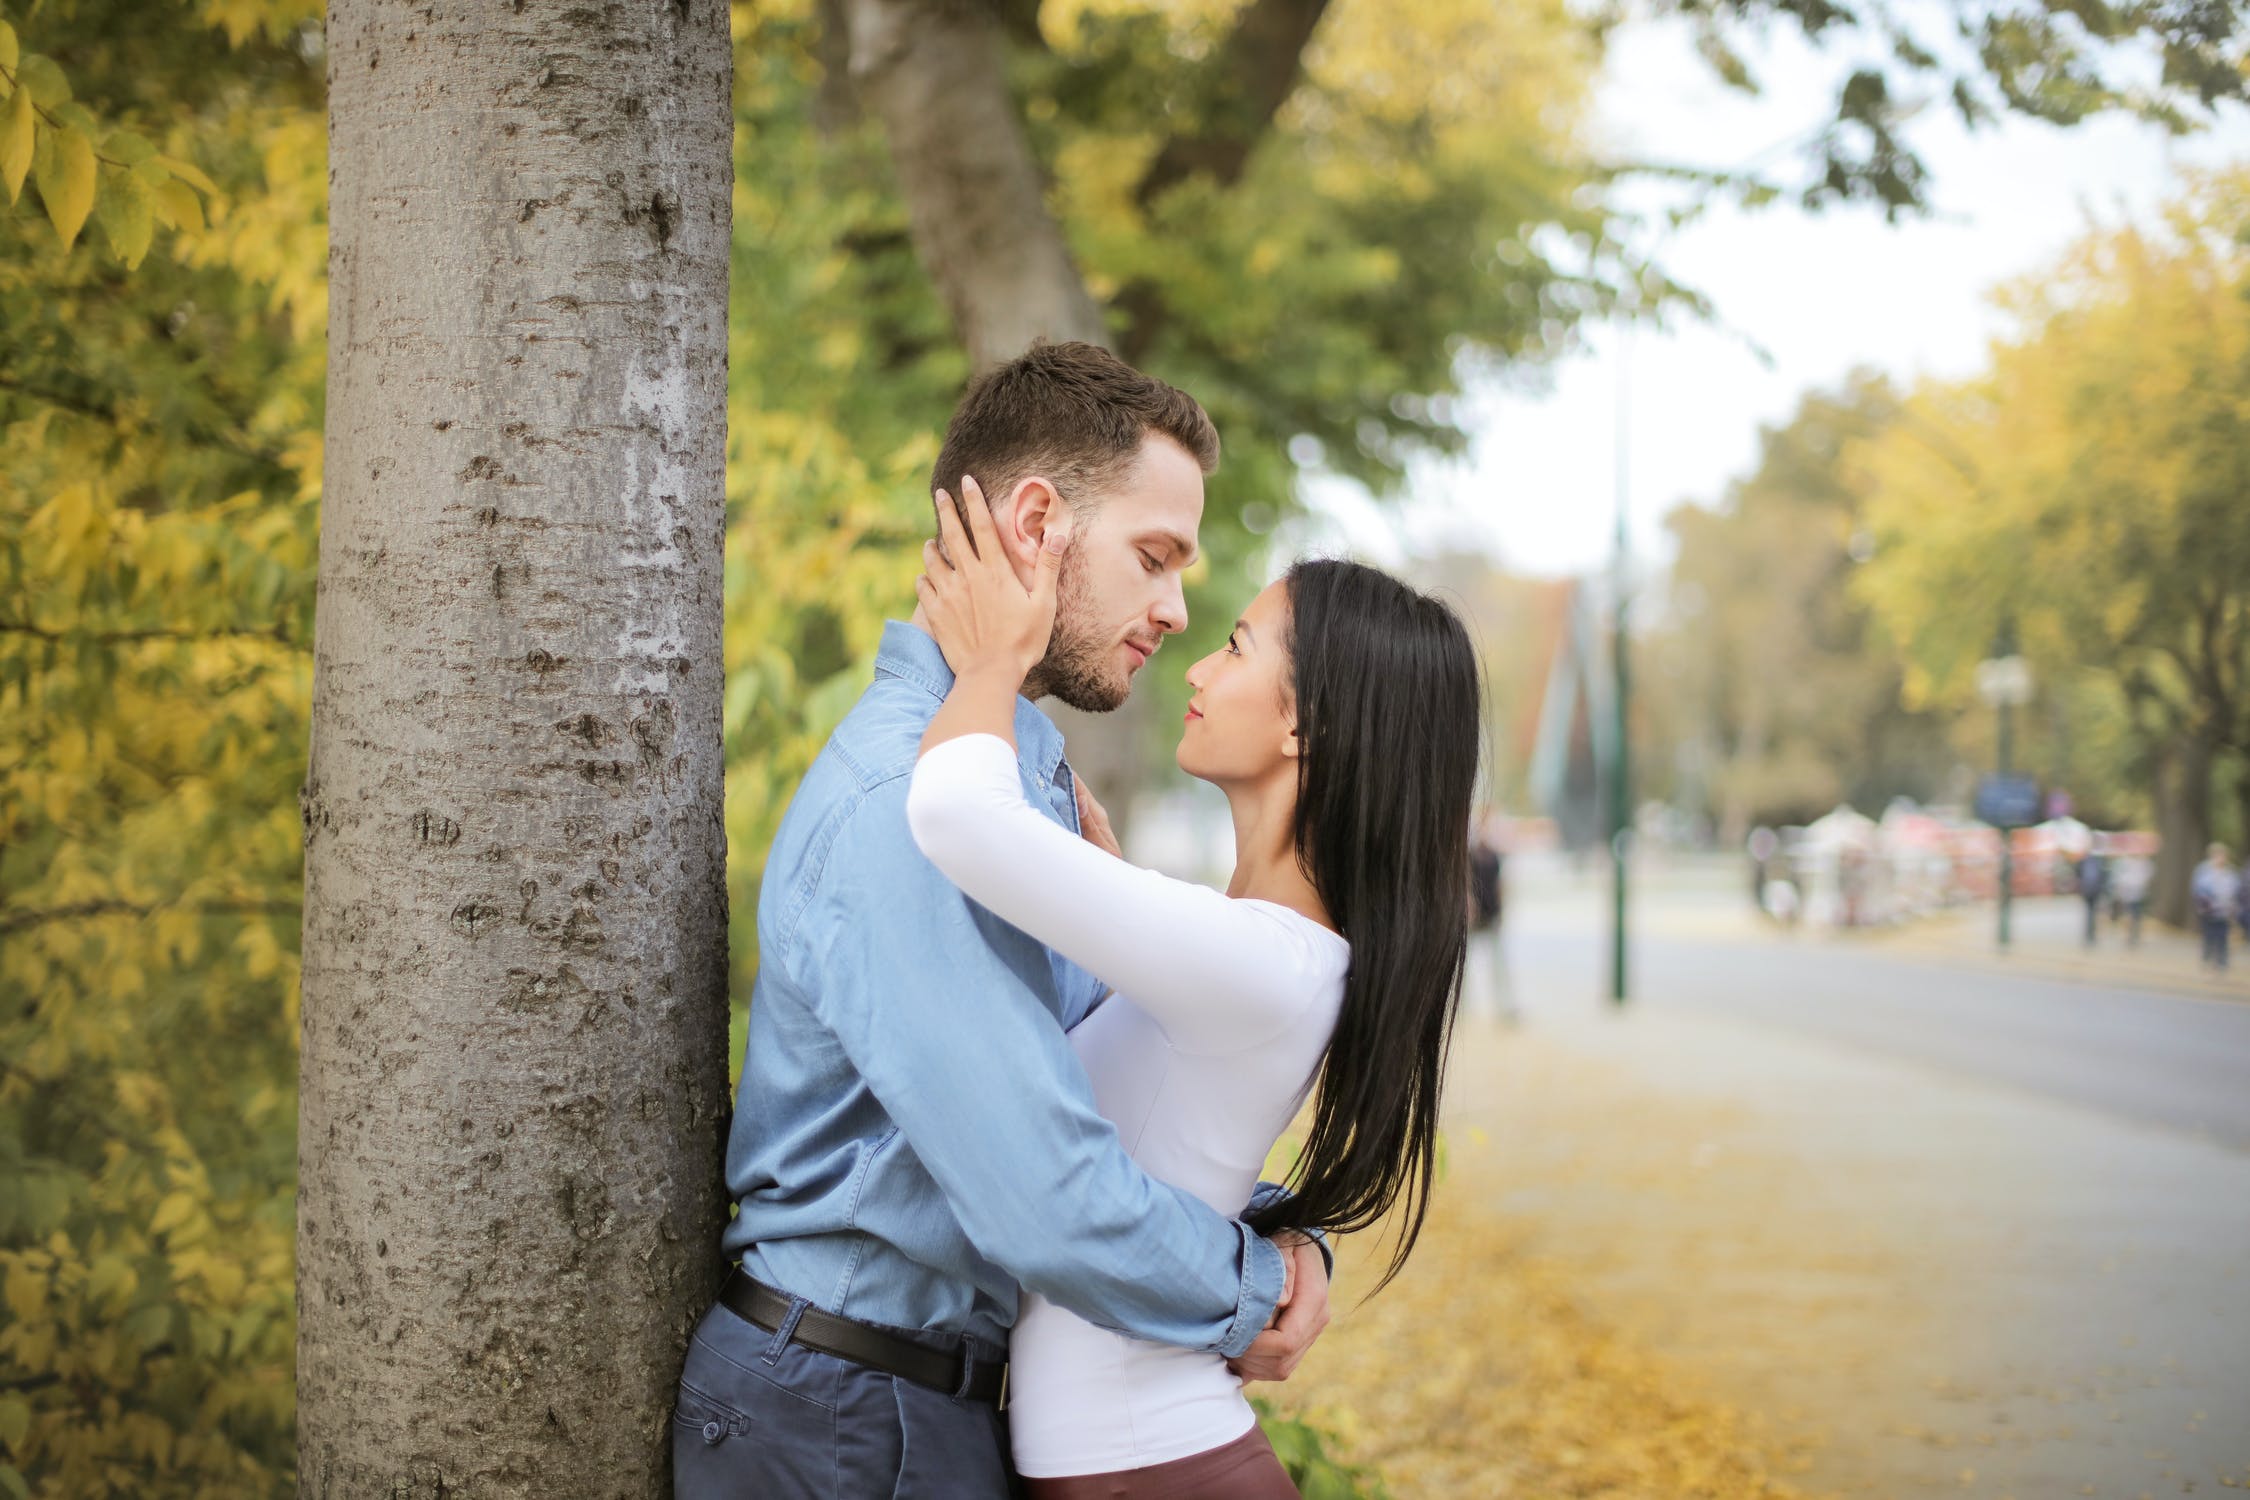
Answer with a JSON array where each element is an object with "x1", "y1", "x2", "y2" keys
[{"x1": 874, "y1": 620, "x2": 1069, "y2": 779}]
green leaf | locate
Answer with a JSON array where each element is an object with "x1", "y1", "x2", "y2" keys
[
  {"x1": 0, "y1": 87, "x2": 30, "y2": 204},
  {"x1": 26, "y1": 104, "x2": 52, "y2": 184},
  {"x1": 0, "y1": 1463, "x2": 27, "y2": 1500},
  {"x1": 102, "y1": 127, "x2": 156, "y2": 166},
  {"x1": 0, "y1": 1395, "x2": 27, "y2": 1449},
  {"x1": 16, "y1": 53, "x2": 70, "y2": 109},
  {"x1": 0, "y1": 23, "x2": 19, "y2": 102},
  {"x1": 34, "y1": 124, "x2": 95, "y2": 250},
  {"x1": 96, "y1": 165, "x2": 154, "y2": 268},
  {"x1": 50, "y1": 99, "x2": 97, "y2": 137}
]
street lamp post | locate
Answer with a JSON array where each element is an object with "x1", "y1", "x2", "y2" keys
[
  {"x1": 1975, "y1": 635, "x2": 2034, "y2": 951},
  {"x1": 1608, "y1": 323, "x2": 1631, "y2": 1007}
]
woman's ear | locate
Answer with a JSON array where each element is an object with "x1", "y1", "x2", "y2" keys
[{"x1": 1281, "y1": 717, "x2": 1302, "y2": 760}]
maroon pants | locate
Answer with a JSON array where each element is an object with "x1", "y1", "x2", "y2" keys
[{"x1": 1021, "y1": 1424, "x2": 1301, "y2": 1500}]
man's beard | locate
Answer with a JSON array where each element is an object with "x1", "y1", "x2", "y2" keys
[{"x1": 1025, "y1": 540, "x2": 1130, "y2": 713}]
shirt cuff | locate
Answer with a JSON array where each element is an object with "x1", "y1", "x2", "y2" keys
[
  {"x1": 1215, "y1": 1221, "x2": 1288, "y2": 1359},
  {"x1": 1245, "y1": 1180, "x2": 1333, "y2": 1279}
]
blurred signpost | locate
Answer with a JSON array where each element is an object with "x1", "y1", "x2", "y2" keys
[
  {"x1": 1609, "y1": 324, "x2": 1633, "y2": 1007},
  {"x1": 1974, "y1": 775, "x2": 2042, "y2": 829},
  {"x1": 1975, "y1": 644, "x2": 2036, "y2": 949}
]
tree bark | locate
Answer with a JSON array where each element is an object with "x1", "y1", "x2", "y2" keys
[
  {"x1": 841, "y1": 0, "x2": 1106, "y2": 368},
  {"x1": 2150, "y1": 727, "x2": 2215, "y2": 929},
  {"x1": 300, "y1": 4, "x2": 732, "y2": 1495}
]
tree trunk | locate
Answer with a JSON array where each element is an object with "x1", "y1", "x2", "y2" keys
[
  {"x1": 841, "y1": 0, "x2": 1107, "y2": 367},
  {"x1": 299, "y1": 4, "x2": 732, "y2": 1495},
  {"x1": 2150, "y1": 727, "x2": 2216, "y2": 929}
]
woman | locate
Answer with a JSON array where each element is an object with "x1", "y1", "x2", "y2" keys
[{"x1": 904, "y1": 481, "x2": 1481, "y2": 1497}]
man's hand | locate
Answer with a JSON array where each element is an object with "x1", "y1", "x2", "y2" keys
[{"x1": 1226, "y1": 1233, "x2": 1331, "y2": 1384}]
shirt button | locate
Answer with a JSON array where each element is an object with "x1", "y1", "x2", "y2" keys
[{"x1": 702, "y1": 1420, "x2": 723, "y2": 1445}]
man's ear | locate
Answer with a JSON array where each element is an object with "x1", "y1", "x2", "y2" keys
[{"x1": 1008, "y1": 477, "x2": 1065, "y2": 577}]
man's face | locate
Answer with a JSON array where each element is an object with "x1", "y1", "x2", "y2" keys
[{"x1": 1031, "y1": 434, "x2": 1205, "y2": 713}]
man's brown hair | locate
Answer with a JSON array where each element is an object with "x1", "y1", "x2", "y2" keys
[{"x1": 930, "y1": 341, "x2": 1220, "y2": 514}]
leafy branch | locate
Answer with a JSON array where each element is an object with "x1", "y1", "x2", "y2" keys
[{"x1": 0, "y1": 898, "x2": 300, "y2": 937}]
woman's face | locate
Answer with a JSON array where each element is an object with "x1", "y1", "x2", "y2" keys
[{"x1": 1176, "y1": 581, "x2": 1297, "y2": 786}]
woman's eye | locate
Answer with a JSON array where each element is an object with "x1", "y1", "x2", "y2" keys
[{"x1": 1226, "y1": 634, "x2": 1240, "y2": 655}]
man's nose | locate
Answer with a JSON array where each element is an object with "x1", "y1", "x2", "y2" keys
[{"x1": 1153, "y1": 576, "x2": 1188, "y2": 635}]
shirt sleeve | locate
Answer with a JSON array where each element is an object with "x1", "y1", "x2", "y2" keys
[
  {"x1": 907, "y1": 733, "x2": 1335, "y2": 1057},
  {"x1": 783, "y1": 774, "x2": 1286, "y2": 1357}
]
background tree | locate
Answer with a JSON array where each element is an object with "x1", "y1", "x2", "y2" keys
[
  {"x1": 1645, "y1": 375, "x2": 1956, "y2": 844},
  {"x1": 1852, "y1": 170, "x2": 2250, "y2": 924}
]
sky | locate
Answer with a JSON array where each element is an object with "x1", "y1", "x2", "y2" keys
[{"x1": 1291, "y1": 10, "x2": 2249, "y2": 579}]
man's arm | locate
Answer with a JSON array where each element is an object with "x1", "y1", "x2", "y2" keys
[
  {"x1": 786, "y1": 780, "x2": 1286, "y2": 1357},
  {"x1": 1245, "y1": 1180, "x2": 1333, "y2": 1278}
]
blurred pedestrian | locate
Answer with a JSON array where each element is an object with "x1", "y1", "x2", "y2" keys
[
  {"x1": 1748, "y1": 825, "x2": 1779, "y2": 914},
  {"x1": 2109, "y1": 851, "x2": 2152, "y2": 947},
  {"x1": 1466, "y1": 814, "x2": 1517, "y2": 1023},
  {"x1": 2076, "y1": 849, "x2": 2107, "y2": 948},
  {"x1": 2191, "y1": 843, "x2": 2239, "y2": 974}
]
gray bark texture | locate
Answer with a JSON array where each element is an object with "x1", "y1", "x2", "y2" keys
[
  {"x1": 2151, "y1": 727, "x2": 2216, "y2": 929},
  {"x1": 299, "y1": 3, "x2": 733, "y2": 1495}
]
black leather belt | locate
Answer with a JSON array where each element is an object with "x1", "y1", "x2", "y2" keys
[{"x1": 719, "y1": 1270, "x2": 1008, "y2": 1406}]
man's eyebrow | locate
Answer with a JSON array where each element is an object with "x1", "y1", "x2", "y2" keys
[{"x1": 1141, "y1": 530, "x2": 1200, "y2": 568}]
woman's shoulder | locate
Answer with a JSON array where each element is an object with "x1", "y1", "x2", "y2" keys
[{"x1": 1233, "y1": 898, "x2": 1350, "y2": 974}]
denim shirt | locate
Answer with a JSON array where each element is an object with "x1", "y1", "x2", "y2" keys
[{"x1": 722, "y1": 622, "x2": 1287, "y2": 1356}]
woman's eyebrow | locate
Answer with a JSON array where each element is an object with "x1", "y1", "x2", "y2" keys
[{"x1": 1233, "y1": 620, "x2": 1255, "y2": 646}]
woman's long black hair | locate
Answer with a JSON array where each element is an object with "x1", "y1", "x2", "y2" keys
[{"x1": 1244, "y1": 558, "x2": 1483, "y2": 1291}]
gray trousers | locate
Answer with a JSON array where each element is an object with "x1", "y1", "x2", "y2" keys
[{"x1": 671, "y1": 1294, "x2": 1020, "y2": 1500}]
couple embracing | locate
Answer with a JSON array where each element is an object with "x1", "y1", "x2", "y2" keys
[{"x1": 673, "y1": 342, "x2": 1481, "y2": 1498}]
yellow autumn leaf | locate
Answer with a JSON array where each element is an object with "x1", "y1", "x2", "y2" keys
[
  {"x1": 2, "y1": 1265, "x2": 42, "y2": 1325},
  {"x1": 150, "y1": 1191, "x2": 199, "y2": 1237},
  {"x1": 35, "y1": 123, "x2": 95, "y2": 249},
  {"x1": 150, "y1": 175, "x2": 203, "y2": 233},
  {"x1": 0, "y1": 88, "x2": 31, "y2": 204},
  {"x1": 148, "y1": 151, "x2": 218, "y2": 196},
  {"x1": 0, "y1": 21, "x2": 16, "y2": 98}
]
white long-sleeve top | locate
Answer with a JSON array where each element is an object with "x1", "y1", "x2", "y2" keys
[{"x1": 906, "y1": 732, "x2": 1349, "y2": 1476}]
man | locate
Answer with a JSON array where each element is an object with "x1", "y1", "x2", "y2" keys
[
  {"x1": 2076, "y1": 847, "x2": 2107, "y2": 948},
  {"x1": 674, "y1": 343, "x2": 1330, "y2": 1497},
  {"x1": 2192, "y1": 842, "x2": 2240, "y2": 974},
  {"x1": 2109, "y1": 847, "x2": 2153, "y2": 947}
]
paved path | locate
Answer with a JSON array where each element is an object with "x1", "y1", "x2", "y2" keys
[{"x1": 1428, "y1": 883, "x2": 2250, "y2": 1498}]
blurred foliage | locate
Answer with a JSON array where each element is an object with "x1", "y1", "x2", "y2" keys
[
  {"x1": 1255, "y1": 1401, "x2": 1392, "y2": 1499},
  {"x1": 0, "y1": 0, "x2": 320, "y2": 1490},
  {"x1": 1617, "y1": 0, "x2": 2249, "y2": 221},
  {"x1": 1644, "y1": 374, "x2": 1959, "y2": 840},
  {"x1": 0, "y1": 4, "x2": 253, "y2": 268},
  {"x1": 1851, "y1": 168, "x2": 2250, "y2": 854}
]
